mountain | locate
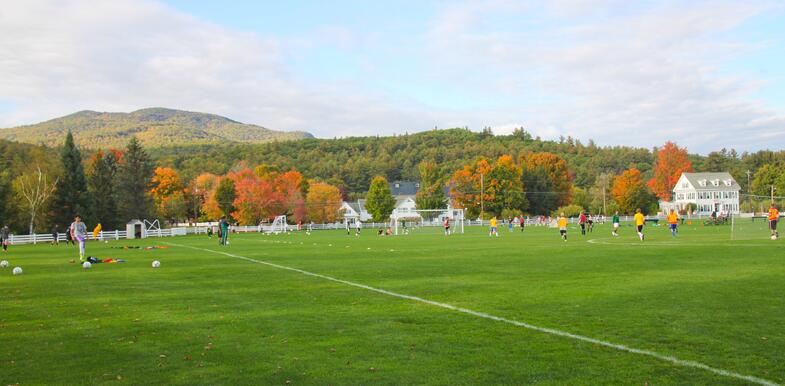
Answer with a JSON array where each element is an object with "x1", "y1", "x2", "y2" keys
[{"x1": 0, "y1": 108, "x2": 313, "y2": 148}]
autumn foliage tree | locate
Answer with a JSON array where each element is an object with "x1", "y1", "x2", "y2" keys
[
  {"x1": 485, "y1": 155, "x2": 527, "y2": 215},
  {"x1": 275, "y1": 170, "x2": 308, "y2": 223},
  {"x1": 306, "y1": 181, "x2": 343, "y2": 223},
  {"x1": 612, "y1": 168, "x2": 656, "y2": 214},
  {"x1": 449, "y1": 158, "x2": 492, "y2": 218},
  {"x1": 230, "y1": 168, "x2": 283, "y2": 225},
  {"x1": 150, "y1": 167, "x2": 187, "y2": 223},
  {"x1": 648, "y1": 141, "x2": 693, "y2": 201},
  {"x1": 520, "y1": 152, "x2": 572, "y2": 215}
]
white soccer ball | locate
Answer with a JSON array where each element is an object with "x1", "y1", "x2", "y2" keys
[
  {"x1": 82, "y1": 261, "x2": 92, "y2": 269},
  {"x1": 12, "y1": 267, "x2": 22, "y2": 275},
  {"x1": 0, "y1": 260, "x2": 8, "y2": 268},
  {"x1": 152, "y1": 260, "x2": 161, "y2": 268},
  {"x1": 772, "y1": 235, "x2": 778, "y2": 241}
]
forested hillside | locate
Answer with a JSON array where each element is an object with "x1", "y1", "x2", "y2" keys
[
  {"x1": 0, "y1": 107, "x2": 313, "y2": 148},
  {"x1": 152, "y1": 128, "x2": 654, "y2": 192}
]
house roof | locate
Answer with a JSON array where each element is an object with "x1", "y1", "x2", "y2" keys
[
  {"x1": 391, "y1": 181, "x2": 419, "y2": 196},
  {"x1": 679, "y1": 172, "x2": 741, "y2": 191}
]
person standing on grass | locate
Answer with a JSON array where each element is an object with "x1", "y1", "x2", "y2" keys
[
  {"x1": 667, "y1": 209, "x2": 679, "y2": 238},
  {"x1": 489, "y1": 216, "x2": 499, "y2": 237},
  {"x1": 558, "y1": 213, "x2": 568, "y2": 241},
  {"x1": 51, "y1": 225, "x2": 59, "y2": 245},
  {"x1": 355, "y1": 220, "x2": 362, "y2": 236},
  {"x1": 346, "y1": 220, "x2": 351, "y2": 235},
  {"x1": 70, "y1": 215, "x2": 87, "y2": 262},
  {"x1": 443, "y1": 217, "x2": 451, "y2": 236},
  {"x1": 612, "y1": 211, "x2": 620, "y2": 236},
  {"x1": 634, "y1": 208, "x2": 645, "y2": 241},
  {"x1": 519, "y1": 215, "x2": 525, "y2": 232},
  {"x1": 508, "y1": 217, "x2": 514, "y2": 233},
  {"x1": 578, "y1": 211, "x2": 587, "y2": 235},
  {"x1": 219, "y1": 216, "x2": 230, "y2": 246},
  {"x1": 587, "y1": 214, "x2": 594, "y2": 233},
  {"x1": 768, "y1": 204, "x2": 780, "y2": 240},
  {"x1": 0, "y1": 225, "x2": 10, "y2": 252}
]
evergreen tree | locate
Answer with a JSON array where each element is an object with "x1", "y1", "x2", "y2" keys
[
  {"x1": 52, "y1": 131, "x2": 91, "y2": 227},
  {"x1": 365, "y1": 175, "x2": 396, "y2": 222},
  {"x1": 215, "y1": 177, "x2": 236, "y2": 219},
  {"x1": 117, "y1": 137, "x2": 154, "y2": 221},
  {"x1": 88, "y1": 151, "x2": 119, "y2": 229}
]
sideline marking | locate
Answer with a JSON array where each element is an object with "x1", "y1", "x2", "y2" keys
[{"x1": 165, "y1": 241, "x2": 779, "y2": 386}]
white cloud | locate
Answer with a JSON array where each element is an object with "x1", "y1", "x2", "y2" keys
[
  {"x1": 423, "y1": 1, "x2": 785, "y2": 152},
  {"x1": 0, "y1": 0, "x2": 783, "y2": 153},
  {"x1": 0, "y1": 0, "x2": 444, "y2": 137}
]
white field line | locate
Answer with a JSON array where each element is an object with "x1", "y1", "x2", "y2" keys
[
  {"x1": 165, "y1": 241, "x2": 779, "y2": 386},
  {"x1": 586, "y1": 239, "x2": 776, "y2": 247}
]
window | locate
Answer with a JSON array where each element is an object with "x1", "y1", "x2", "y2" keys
[
  {"x1": 711, "y1": 179, "x2": 719, "y2": 186},
  {"x1": 724, "y1": 179, "x2": 732, "y2": 186},
  {"x1": 699, "y1": 179, "x2": 707, "y2": 187},
  {"x1": 682, "y1": 183, "x2": 689, "y2": 188}
]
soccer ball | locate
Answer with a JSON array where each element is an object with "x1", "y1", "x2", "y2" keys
[
  {"x1": 772, "y1": 235, "x2": 778, "y2": 241},
  {"x1": 12, "y1": 267, "x2": 22, "y2": 275},
  {"x1": 0, "y1": 260, "x2": 8, "y2": 268},
  {"x1": 152, "y1": 260, "x2": 161, "y2": 268},
  {"x1": 82, "y1": 261, "x2": 92, "y2": 269}
]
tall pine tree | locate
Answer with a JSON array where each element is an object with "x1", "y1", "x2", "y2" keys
[
  {"x1": 117, "y1": 137, "x2": 154, "y2": 221},
  {"x1": 52, "y1": 131, "x2": 91, "y2": 227},
  {"x1": 88, "y1": 151, "x2": 119, "y2": 229}
]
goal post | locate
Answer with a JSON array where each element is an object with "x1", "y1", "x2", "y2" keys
[
  {"x1": 267, "y1": 215, "x2": 288, "y2": 234},
  {"x1": 391, "y1": 208, "x2": 464, "y2": 235}
]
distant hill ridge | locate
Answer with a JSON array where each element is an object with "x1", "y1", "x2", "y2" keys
[{"x1": 0, "y1": 107, "x2": 313, "y2": 148}]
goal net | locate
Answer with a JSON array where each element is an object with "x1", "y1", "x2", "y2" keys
[
  {"x1": 266, "y1": 215, "x2": 288, "y2": 234},
  {"x1": 392, "y1": 209, "x2": 464, "y2": 235}
]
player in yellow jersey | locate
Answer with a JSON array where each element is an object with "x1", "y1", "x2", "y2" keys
[
  {"x1": 557, "y1": 213, "x2": 568, "y2": 241},
  {"x1": 489, "y1": 216, "x2": 499, "y2": 237},
  {"x1": 634, "y1": 208, "x2": 645, "y2": 241},
  {"x1": 667, "y1": 209, "x2": 679, "y2": 238}
]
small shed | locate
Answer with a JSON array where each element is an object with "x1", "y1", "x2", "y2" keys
[{"x1": 126, "y1": 219, "x2": 145, "y2": 239}]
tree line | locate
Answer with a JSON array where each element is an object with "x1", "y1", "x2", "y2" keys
[{"x1": 3, "y1": 128, "x2": 785, "y2": 233}]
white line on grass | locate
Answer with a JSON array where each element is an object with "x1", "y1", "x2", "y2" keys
[{"x1": 165, "y1": 241, "x2": 779, "y2": 386}]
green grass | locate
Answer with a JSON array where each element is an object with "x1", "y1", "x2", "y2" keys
[{"x1": 1, "y1": 222, "x2": 784, "y2": 385}]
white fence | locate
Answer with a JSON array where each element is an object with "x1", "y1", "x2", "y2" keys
[{"x1": 7, "y1": 228, "x2": 187, "y2": 245}]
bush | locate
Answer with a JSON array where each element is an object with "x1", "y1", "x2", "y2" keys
[
  {"x1": 501, "y1": 208, "x2": 523, "y2": 220},
  {"x1": 553, "y1": 204, "x2": 584, "y2": 218}
]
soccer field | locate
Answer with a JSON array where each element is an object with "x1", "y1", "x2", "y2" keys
[{"x1": 2, "y1": 222, "x2": 784, "y2": 385}]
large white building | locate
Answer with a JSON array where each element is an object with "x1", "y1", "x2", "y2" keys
[{"x1": 662, "y1": 172, "x2": 741, "y2": 215}]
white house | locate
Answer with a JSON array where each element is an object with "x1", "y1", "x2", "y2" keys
[
  {"x1": 340, "y1": 199, "x2": 372, "y2": 224},
  {"x1": 661, "y1": 172, "x2": 741, "y2": 215}
]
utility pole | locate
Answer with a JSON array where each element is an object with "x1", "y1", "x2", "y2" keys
[
  {"x1": 602, "y1": 175, "x2": 607, "y2": 215},
  {"x1": 746, "y1": 170, "x2": 752, "y2": 213},
  {"x1": 772, "y1": 185, "x2": 776, "y2": 204},
  {"x1": 480, "y1": 173, "x2": 484, "y2": 220}
]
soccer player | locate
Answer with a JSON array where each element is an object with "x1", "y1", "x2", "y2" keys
[
  {"x1": 578, "y1": 211, "x2": 587, "y2": 235},
  {"x1": 769, "y1": 204, "x2": 780, "y2": 239},
  {"x1": 489, "y1": 216, "x2": 498, "y2": 237},
  {"x1": 508, "y1": 217, "x2": 514, "y2": 233},
  {"x1": 558, "y1": 213, "x2": 568, "y2": 241},
  {"x1": 634, "y1": 208, "x2": 645, "y2": 241},
  {"x1": 587, "y1": 214, "x2": 594, "y2": 233},
  {"x1": 443, "y1": 217, "x2": 451, "y2": 236},
  {"x1": 50, "y1": 225, "x2": 59, "y2": 246},
  {"x1": 355, "y1": 220, "x2": 362, "y2": 236},
  {"x1": 0, "y1": 224, "x2": 9, "y2": 252},
  {"x1": 70, "y1": 215, "x2": 87, "y2": 261},
  {"x1": 218, "y1": 216, "x2": 230, "y2": 246},
  {"x1": 612, "y1": 211, "x2": 620, "y2": 236},
  {"x1": 667, "y1": 209, "x2": 679, "y2": 237},
  {"x1": 519, "y1": 215, "x2": 525, "y2": 232}
]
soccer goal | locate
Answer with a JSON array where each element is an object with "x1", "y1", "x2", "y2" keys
[
  {"x1": 392, "y1": 209, "x2": 464, "y2": 235},
  {"x1": 269, "y1": 215, "x2": 288, "y2": 234}
]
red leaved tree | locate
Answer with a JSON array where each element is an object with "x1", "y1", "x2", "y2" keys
[{"x1": 648, "y1": 141, "x2": 693, "y2": 201}]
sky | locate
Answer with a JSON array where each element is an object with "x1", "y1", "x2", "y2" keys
[{"x1": 1, "y1": 0, "x2": 784, "y2": 153}]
